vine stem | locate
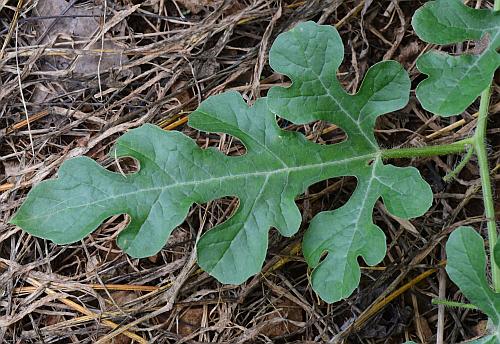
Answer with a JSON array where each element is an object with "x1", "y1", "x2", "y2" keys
[
  {"x1": 475, "y1": 0, "x2": 500, "y2": 292},
  {"x1": 385, "y1": 0, "x2": 500, "y2": 293},
  {"x1": 475, "y1": 86, "x2": 499, "y2": 292},
  {"x1": 383, "y1": 90, "x2": 498, "y2": 292}
]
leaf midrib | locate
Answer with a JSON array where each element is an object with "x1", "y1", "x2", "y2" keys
[
  {"x1": 23, "y1": 151, "x2": 381, "y2": 221},
  {"x1": 195, "y1": 109, "x2": 289, "y2": 169},
  {"x1": 287, "y1": 29, "x2": 378, "y2": 150},
  {"x1": 424, "y1": 5, "x2": 500, "y2": 34},
  {"x1": 311, "y1": 159, "x2": 379, "y2": 278},
  {"x1": 204, "y1": 174, "x2": 271, "y2": 276}
]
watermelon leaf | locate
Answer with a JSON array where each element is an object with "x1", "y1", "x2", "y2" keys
[{"x1": 11, "y1": 22, "x2": 433, "y2": 302}]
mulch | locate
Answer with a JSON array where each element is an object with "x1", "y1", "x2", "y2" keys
[{"x1": 1, "y1": 0, "x2": 498, "y2": 343}]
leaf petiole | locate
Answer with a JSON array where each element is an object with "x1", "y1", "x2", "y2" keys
[
  {"x1": 431, "y1": 298, "x2": 479, "y2": 310},
  {"x1": 381, "y1": 138, "x2": 474, "y2": 159}
]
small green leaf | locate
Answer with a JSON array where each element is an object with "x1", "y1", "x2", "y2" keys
[
  {"x1": 268, "y1": 21, "x2": 433, "y2": 302},
  {"x1": 446, "y1": 227, "x2": 500, "y2": 327},
  {"x1": 412, "y1": 0, "x2": 500, "y2": 116}
]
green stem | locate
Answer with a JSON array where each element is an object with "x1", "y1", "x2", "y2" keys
[
  {"x1": 474, "y1": 86, "x2": 499, "y2": 292},
  {"x1": 381, "y1": 138, "x2": 474, "y2": 159},
  {"x1": 431, "y1": 298, "x2": 478, "y2": 310},
  {"x1": 443, "y1": 145, "x2": 474, "y2": 182},
  {"x1": 373, "y1": 0, "x2": 500, "y2": 292}
]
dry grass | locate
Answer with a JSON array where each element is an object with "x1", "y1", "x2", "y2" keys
[{"x1": 1, "y1": 0, "x2": 499, "y2": 343}]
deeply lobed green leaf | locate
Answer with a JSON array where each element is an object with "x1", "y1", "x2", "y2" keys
[
  {"x1": 412, "y1": 0, "x2": 500, "y2": 116},
  {"x1": 11, "y1": 22, "x2": 433, "y2": 302}
]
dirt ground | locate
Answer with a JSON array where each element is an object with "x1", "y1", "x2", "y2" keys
[{"x1": 1, "y1": 0, "x2": 499, "y2": 343}]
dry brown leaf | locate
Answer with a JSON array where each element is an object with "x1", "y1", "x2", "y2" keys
[
  {"x1": 472, "y1": 319, "x2": 489, "y2": 337},
  {"x1": 85, "y1": 254, "x2": 101, "y2": 278},
  {"x1": 35, "y1": 0, "x2": 130, "y2": 76},
  {"x1": 177, "y1": 306, "x2": 205, "y2": 336},
  {"x1": 416, "y1": 315, "x2": 433, "y2": 343},
  {"x1": 31, "y1": 0, "x2": 134, "y2": 104},
  {"x1": 99, "y1": 291, "x2": 141, "y2": 344},
  {"x1": 260, "y1": 299, "x2": 303, "y2": 338},
  {"x1": 175, "y1": 0, "x2": 222, "y2": 14}
]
